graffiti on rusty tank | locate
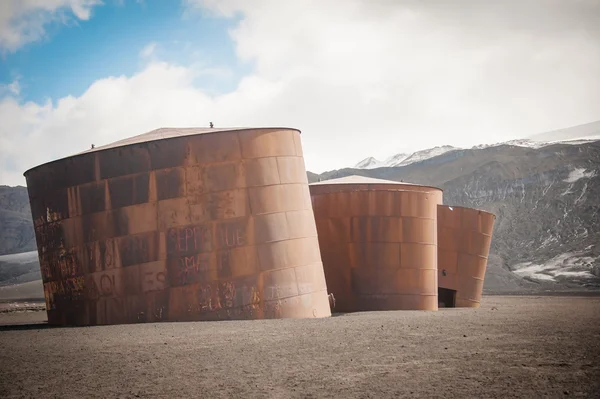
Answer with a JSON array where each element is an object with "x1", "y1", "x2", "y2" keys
[
  {"x1": 167, "y1": 224, "x2": 213, "y2": 256},
  {"x1": 167, "y1": 221, "x2": 245, "y2": 255},
  {"x1": 43, "y1": 276, "x2": 86, "y2": 310},
  {"x1": 166, "y1": 221, "x2": 246, "y2": 285},
  {"x1": 24, "y1": 128, "x2": 332, "y2": 325},
  {"x1": 184, "y1": 280, "x2": 261, "y2": 315}
]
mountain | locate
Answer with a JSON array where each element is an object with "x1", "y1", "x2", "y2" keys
[
  {"x1": 0, "y1": 186, "x2": 36, "y2": 256},
  {"x1": 354, "y1": 146, "x2": 458, "y2": 170},
  {"x1": 315, "y1": 138, "x2": 600, "y2": 293},
  {"x1": 527, "y1": 119, "x2": 600, "y2": 143},
  {"x1": 355, "y1": 157, "x2": 383, "y2": 169},
  {"x1": 354, "y1": 120, "x2": 600, "y2": 170},
  {"x1": 391, "y1": 145, "x2": 457, "y2": 167},
  {"x1": 382, "y1": 153, "x2": 409, "y2": 167},
  {"x1": 473, "y1": 120, "x2": 600, "y2": 150}
]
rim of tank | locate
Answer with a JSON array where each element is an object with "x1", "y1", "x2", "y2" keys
[
  {"x1": 438, "y1": 204, "x2": 496, "y2": 218},
  {"x1": 23, "y1": 126, "x2": 301, "y2": 177},
  {"x1": 309, "y1": 175, "x2": 443, "y2": 193},
  {"x1": 310, "y1": 187, "x2": 443, "y2": 198}
]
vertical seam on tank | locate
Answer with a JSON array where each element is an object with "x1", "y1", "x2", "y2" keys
[{"x1": 235, "y1": 130, "x2": 253, "y2": 214}]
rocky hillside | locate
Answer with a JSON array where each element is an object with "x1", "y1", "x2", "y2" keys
[
  {"x1": 312, "y1": 140, "x2": 600, "y2": 293},
  {"x1": 0, "y1": 186, "x2": 36, "y2": 256}
]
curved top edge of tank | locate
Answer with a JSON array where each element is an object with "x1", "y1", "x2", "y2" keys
[
  {"x1": 438, "y1": 204, "x2": 496, "y2": 218},
  {"x1": 309, "y1": 175, "x2": 443, "y2": 192},
  {"x1": 23, "y1": 126, "x2": 301, "y2": 177},
  {"x1": 310, "y1": 188, "x2": 444, "y2": 199}
]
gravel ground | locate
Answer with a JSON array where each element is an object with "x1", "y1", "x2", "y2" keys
[{"x1": 1, "y1": 296, "x2": 599, "y2": 398}]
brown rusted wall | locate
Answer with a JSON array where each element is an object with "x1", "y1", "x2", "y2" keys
[
  {"x1": 310, "y1": 182, "x2": 443, "y2": 206},
  {"x1": 24, "y1": 128, "x2": 331, "y2": 326},
  {"x1": 310, "y1": 183, "x2": 443, "y2": 312},
  {"x1": 437, "y1": 205, "x2": 496, "y2": 308}
]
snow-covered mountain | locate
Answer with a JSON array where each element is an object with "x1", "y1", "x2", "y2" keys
[
  {"x1": 527, "y1": 119, "x2": 600, "y2": 142},
  {"x1": 473, "y1": 136, "x2": 600, "y2": 150},
  {"x1": 354, "y1": 157, "x2": 383, "y2": 169},
  {"x1": 394, "y1": 145, "x2": 457, "y2": 167},
  {"x1": 383, "y1": 152, "x2": 410, "y2": 167},
  {"x1": 353, "y1": 146, "x2": 457, "y2": 169},
  {"x1": 354, "y1": 120, "x2": 600, "y2": 170}
]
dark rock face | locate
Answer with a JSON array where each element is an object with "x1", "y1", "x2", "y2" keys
[
  {"x1": 312, "y1": 141, "x2": 600, "y2": 292},
  {"x1": 0, "y1": 251, "x2": 41, "y2": 287},
  {"x1": 0, "y1": 186, "x2": 36, "y2": 256}
]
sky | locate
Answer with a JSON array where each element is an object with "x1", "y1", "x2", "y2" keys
[{"x1": 0, "y1": 0, "x2": 599, "y2": 186}]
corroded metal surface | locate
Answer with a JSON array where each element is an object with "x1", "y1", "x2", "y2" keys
[
  {"x1": 310, "y1": 175, "x2": 443, "y2": 206},
  {"x1": 24, "y1": 127, "x2": 331, "y2": 326},
  {"x1": 310, "y1": 177, "x2": 443, "y2": 312},
  {"x1": 437, "y1": 205, "x2": 496, "y2": 308}
]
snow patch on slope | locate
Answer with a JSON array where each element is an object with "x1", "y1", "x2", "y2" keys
[
  {"x1": 563, "y1": 168, "x2": 597, "y2": 183},
  {"x1": 512, "y1": 251, "x2": 598, "y2": 282}
]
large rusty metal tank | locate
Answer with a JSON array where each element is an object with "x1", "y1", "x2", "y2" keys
[
  {"x1": 437, "y1": 205, "x2": 496, "y2": 308},
  {"x1": 24, "y1": 127, "x2": 331, "y2": 326},
  {"x1": 310, "y1": 175, "x2": 443, "y2": 312}
]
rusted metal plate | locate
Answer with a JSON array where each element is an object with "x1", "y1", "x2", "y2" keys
[
  {"x1": 310, "y1": 176, "x2": 443, "y2": 312},
  {"x1": 310, "y1": 175, "x2": 444, "y2": 206},
  {"x1": 24, "y1": 127, "x2": 331, "y2": 326},
  {"x1": 437, "y1": 205, "x2": 496, "y2": 308}
]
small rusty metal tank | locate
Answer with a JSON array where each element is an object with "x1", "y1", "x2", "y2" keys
[
  {"x1": 24, "y1": 127, "x2": 331, "y2": 326},
  {"x1": 437, "y1": 205, "x2": 496, "y2": 308},
  {"x1": 310, "y1": 175, "x2": 443, "y2": 312}
]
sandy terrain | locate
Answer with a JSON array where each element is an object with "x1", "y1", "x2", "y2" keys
[{"x1": 1, "y1": 296, "x2": 599, "y2": 398}]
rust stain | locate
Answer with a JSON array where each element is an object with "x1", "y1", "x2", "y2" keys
[
  {"x1": 310, "y1": 177, "x2": 443, "y2": 312},
  {"x1": 437, "y1": 205, "x2": 496, "y2": 308},
  {"x1": 24, "y1": 127, "x2": 331, "y2": 326}
]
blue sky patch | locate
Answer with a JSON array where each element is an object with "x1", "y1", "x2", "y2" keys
[{"x1": 0, "y1": 0, "x2": 248, "y2": 103}]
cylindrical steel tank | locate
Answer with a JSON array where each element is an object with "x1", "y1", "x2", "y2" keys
[
  {"x1": 24, "y1": 127, "x2": 331, "y2": 326},
  {"x1": 437, "y1": 205, "x2": 496, "y2": 308},
  {"x1": 310, "y1": 175, "x2": 443, "y2": 312}
]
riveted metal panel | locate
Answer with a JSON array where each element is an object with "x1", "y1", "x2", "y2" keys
[
  {"x1": 437, "y1": 205, "x2": 496, "y2": 308},
  {"x1": 310, "y1": 177, "x2": 443, "y2": 312},
  {"x1": 24, "y1": 127, "x2": 331, "y2": 326}
]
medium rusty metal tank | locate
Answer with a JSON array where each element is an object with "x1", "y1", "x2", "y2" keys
[
  {"x1": 310, "y1": 175, "x2": 443, "y2": 312},
  {"x1": 437, "y1": 205, "x2": 496, "y2": 308},
  {"x1": 24, "y1": 127, "x2": 331, "y2": 326}
]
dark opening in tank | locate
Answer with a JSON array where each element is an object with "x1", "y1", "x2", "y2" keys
[{"x1": 438, "y1": 288, "x2": 456, "y2": 308}]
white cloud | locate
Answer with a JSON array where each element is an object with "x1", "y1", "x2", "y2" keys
[
  {"x1": 0, "y1": 79, "x2": 20, "y2": 96},
  {"x1": 7, "y1": 80, "x2": 20, "y2": 96},
  {"x1": 1, "y1": 0, "x2": 600, "y2": 186},
  {"x1": 139, "y1": 42, "x2": 157, "y2": 58},
  {"x1": 0, "y1": 0, "x2": 102, "y2": 52}
]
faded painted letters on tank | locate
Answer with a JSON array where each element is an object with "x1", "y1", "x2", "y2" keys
[
  {"x1": 215, "y1": 221, "x2": 246, "y2": 249},
  {"x1": 24, "y1": 127, "x2": 330, "y2": 325},
  {"x1": 167, "y1": 224, "x2": 213, "y2": 257},
  {"x1": 119, "y1": 233, "x2": 156, "y2": 267}
]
